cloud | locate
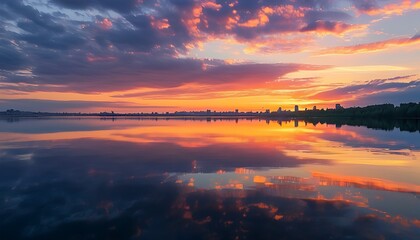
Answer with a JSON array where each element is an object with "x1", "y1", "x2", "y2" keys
[
  {"x1": 0, "y1": 134, "x2": 418, "y2": 240},
  {"x1": 98, "y1": 18, "x2": 113, "y2": 30},
  {"x1": 318, "y1": 34, "x2": 420, "y2": 55},
  {"x1": 0, "y1": 0, "x2": 417, "y2": 96},
  {"x1": 0, "y1": 0, "x2": 333, "y2": 93},
  {"x1": 300, "y1": 20, "x2": 363, "y2": 34},
  {"x1": 19, "y1": 32, "x2": 85, "y2": 50},
  {"x1": 352, "y1": 83, "x2": 420, "y2": 106},
  {"x1": 2, "y1": 0, "x2": 65, "y2": 33},
  {"x1": 310, "y1": 75, "x2": 420, "y2": 103},
  {"x1": 0, "y1": 40, "x2": 26, "y2": 71},
  {"x1": 350, "y1": 0, "x2": 379, "y2": 13},
  {"x1": 304, "y1": 10, "x2": 352, "y2": 22},
  {"x1": 3, "y1": 47, "x2": 328, "y2": 92},
  {"x1": 51, "y1": 0, "x2": 140, "y2": 13},
  {"x1": 351, "y1": 0, "x2": 414, "y2": 16}
]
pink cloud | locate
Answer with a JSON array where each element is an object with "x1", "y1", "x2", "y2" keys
[
  {"x1": 318, "y1": 34, "x2": 420, "y2": 55},
  {"x1": 98, "y1": 18, "x2": 112, "y2": 30}
]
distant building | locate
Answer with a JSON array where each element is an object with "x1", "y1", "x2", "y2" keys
[
  {"x1": 313, "y1": 106, "x2": 317, "y2": 110},
  {"x1": 265, "y1": 109, "x2": 270, "y2": 114},
  {"x1": 277, "y1": 107, "x2": 282, "y2": 113},
  {"x1": 335, "y1": 104, "x2": 343, "y2": 110},
  {"x1": 235, "y1": 109, "x2": 239, "y2": 113},
  {"x1": 294, "y1": 105, "x2": 299, "y2": 112}
]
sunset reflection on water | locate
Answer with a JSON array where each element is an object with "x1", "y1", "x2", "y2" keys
[{"x1": 0, "y1": 118, "x2": 419, "y2": 239}]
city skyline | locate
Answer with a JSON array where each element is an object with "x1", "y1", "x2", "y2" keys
[
  {"x1": 0, "y1": 0, "x2": 420, "y2": 112},
  {"x1": 3, "y1": 102, "x2": 419, "y2": 120},
  {"x1": 1, "y1": 102, "x2": 341, "y2": 114}
]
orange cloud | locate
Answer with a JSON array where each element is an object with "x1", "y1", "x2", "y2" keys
[
  {"x1": 318, "y1": 34, "x2": 420, "y2": 55},
  {"x1": 151, "y1": 18, "x2": 170, "y2": 29},
  {"x1": 361, "y1": 0, "x2": 411, "y2": 15},
  {"x1": 238, "y1": 11, "x2": 269, "y2": 27}
]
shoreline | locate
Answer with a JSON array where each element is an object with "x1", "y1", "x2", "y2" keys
[{"x1": 1, "y1": 114, "x2": 419, "y2": 120}]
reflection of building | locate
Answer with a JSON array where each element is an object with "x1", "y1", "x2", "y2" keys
[
  {"x1": 294, "y1": 105, "x2": 299, "y2": 112},
  {"x1": 254, "y1": 175, "x2": 317, "y2": 199},
  {"x1": 192, "y1": 160, "x2": 198, "y2": 172},
  {"x1": 294, "y1": 120, "x2": 298, "y2": 127}
]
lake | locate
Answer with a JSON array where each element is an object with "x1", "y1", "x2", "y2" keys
[{"x1": 0, "y1": 118, "x2": 419, "y2": 239}]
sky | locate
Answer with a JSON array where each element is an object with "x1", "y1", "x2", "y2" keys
[{"x1": 0, "y1": 0, "x2": 419, "y2": 112}]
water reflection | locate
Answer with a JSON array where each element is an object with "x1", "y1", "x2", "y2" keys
[{"x1": 0, "y1": 118, "x2": 419, "y2": 239}]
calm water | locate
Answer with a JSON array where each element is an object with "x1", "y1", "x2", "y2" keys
[{"x1": 0, "y1": 118, "x2": 419, "y2": 240}]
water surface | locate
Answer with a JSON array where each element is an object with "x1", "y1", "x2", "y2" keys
[{"x1": 0, "y1": 118, "x2": 419, "y2": 239}]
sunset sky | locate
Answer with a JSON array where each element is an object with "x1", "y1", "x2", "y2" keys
[{"x1": 0, "y1": 0, "x2": 419, "y2": 112}]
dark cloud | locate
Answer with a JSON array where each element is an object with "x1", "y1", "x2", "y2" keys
[
  {"x1": 300, "y1": 20, "x2": 356, "y2": 34},
  {"x1": 19, "y1": 32, "x2": 85, "y2": 50},
  {"x1": 0, "y1": 40, "x2": 26, "y2": 70},
  {"x1": 0, "y1": 0, "x2": 406, "y2": 94},
  {"x1": 412, "y1": 33, "x2": 420, "y2": 40},
  {"x1": 353, "y1": 84, "x2": 420, "y2": 106},
  {"x1": 4, "y1": 47, "x2": 325, "y2": 92},
  {"x1": 51, "y1": 0, "x2": 139, "y2": 13},
  {"x1": 350, "y1": 0, "x2": 379, "y2": 12},
  {"x1": 2, "y1": 0, "x2": 65, "y2": 33},
  {"x1": 0, "y1": 7, "x2": 14, "y2": 20},
  {"x1": 311, "y1": 75, "x2": 420, "y2": 104}
]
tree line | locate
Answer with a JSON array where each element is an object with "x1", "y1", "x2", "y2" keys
[{"x1": 271, "y1": 102, "x2": 420, "y2": 119}]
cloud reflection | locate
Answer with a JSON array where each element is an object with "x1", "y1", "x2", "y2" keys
[{"x1": 0, "y1": 119, "x2": 419, "y2": 239}]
